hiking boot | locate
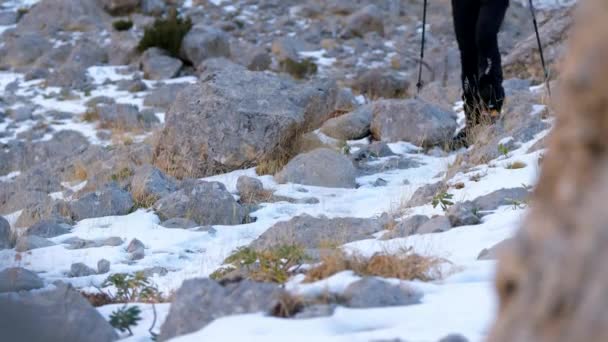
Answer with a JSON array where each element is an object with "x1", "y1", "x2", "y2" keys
[{"x1": 451, "y1": 128, "x2": 469, "y2": 150}]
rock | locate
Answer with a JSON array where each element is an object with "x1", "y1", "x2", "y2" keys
[
  {"x1": 236, "y1": 176, "x2": 265, "y2": 200},
  {"x1": 0, "y1": 33, "x2": 51, "y2": 68},
  {"x1": 472, "y1": 188, "x2": 529, "y2": 212},
  {"x1": 342, "y1": 5, "x2": 384, "y2": 38},
  {"x1": 371, "y1": 99, "x2": 457, "y2": 147},
  {"x1": 0, "y1": 217, "x2": 10, "y2": 249},
  {"x1": 142, "y1": 266, "x2": 168, "y2": 277},
  {"x1": 97, "y1": 259, "x2": 111, "y2": 274},
  {"x1": 130, "y1": 165, "x2": 177, "y2": 205},
  {"x1": 69, "y1": 263, "x2": 97, "y2": 277},
  {"x1": 352, "y1": 69, "x2": 409, "y2": 99},
  {"x1": 15, "y1": 200, "x2": 71, "y2": 228},
  {"x1": 447, "y1": 202, "x2": 481, "y2": 227},
  {"x1": 127, "y1": 238, "x2": 145, "y2": 260},
  {"x1": 15, "y1": 0, "x2": 109, "y2": 34},
  {"x1": 438, "y1": 334, "x2": 469, "y2": 342},
  {"x1": 180, "y1": 25, "x2": 231, "y2": 66},
  {"x1": 342, "y1": 277, "x2": 421, "y2": 308},
  {"x1": 159, "y1": 278, "x2": 285, "y2": 341},
  {"x1": 407, "y1": 182, "x2": 445, "y2": 207},
  {"x1": 143, "y1": 83, "x2": 187, "y2": 110},
  {"x1": 271, "y1": 37, "x2": 316, "y2": 63},
  {"x1": 97, "y1": 103, "x2": 154, "y2": 130},
  {"x1": 108, "y1": 31, "x2": 139, "y2": 65},
  {"x1": 154, "y1": 180, "x2": 245, "y2": 226},
  {"x1": 160, "y1": 218, "x2": 199, "y2": 229},
  {"x1": 141, "y1": 48, "x2": 183, "y2": 80},
  {"x1": 320, "y1": 104, "x2": 373, "y2": 140},
  {"x1": 25, "y1": 220, "x2": 71, "y2": 238},
  {"x1": 0, "y1": 283, "x2": 118, "y2": 342},
  {"x1": 103, "y1": 237, "x2": 124, "y2": 246},
  {"x1": 417, "y1": 216, "x2": 452, "y2": 234},
  {"x1": 251, "y1": 214, "x2": 387, "y2": 250},
  {"x1": 69, "y1": 184, "x2": 135, "y2": 221},
  {"x1": 230, "y1": 40, "x2": 271, "y2": 71},
  {"x1": 382, "y1": 215, "x2": 430, "y2": 239},
  {"x1": 47, "y1": 38, "x2": 108, "y2": 90},
  {"x1": 293, "y1": 304, "x2": 335, "y2": 319},
  {"x1": 0, "y1": 268, "x2": 44, "y2": 293},
  {"x1": 153, "y1": 60, "x2": 340, "y2": 178},
  {"x1": 0, "y1": 11, "x2": 18, "y2": 26},
  {"x1": 15, "y1": 235, "x2": 55, "y2": 252},
  {"x1": 141, "y1": 0, "x2": 166, "y2": 16},
  {"x1": 275, "y1": 148, "x2": 357, "y2": 188},
  {"x1": 101, "y1": 0, "x2": 140, "y2": 15},
  {"x1": 477, "y1": 238, "x2": 514, "y2": 260}
]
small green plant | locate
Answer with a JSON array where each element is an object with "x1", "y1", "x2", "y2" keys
[
  {"x1": 138, "y1": 9, "x2": 192, "y2": 58},
  {"x1": 113, "y1": 19, "x2": 133, "y2": 31},
  {"x1": 432, "y1": 192, "x2": 454, "y2": 212},
  {"x1": 215, "y1": 245, "x2": 309, "y2": 283},
  {"x1": 338, "y1": 141, "x2": 351, "y2": 155},
  {"x1": 279, "y1": 58, "x2": 318, "y2": 79},
  {"x1": 498, "y1": 143, "x2": 509, "y2": 158},
  {"x1": 109, "y1": 305, "x2": 141, "y2": 336},
  {"x1": 102, "y1": 272, "x2": 162, "y2": 303},
  {"x1": 508, "y1": 198, "x2": 528, "y2": 210}
]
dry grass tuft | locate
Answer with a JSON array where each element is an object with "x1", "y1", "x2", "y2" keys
[
  {"x1": 506, "y1": 161, "x2": 527, "y2": 169},
  {"x1": 304, "y1": 248, "x2": 444, "y2": 283},
  {"x1": 72, "y1": 161, "x2": 88, "y2": 181},
  {"x1": 271, "y1": 292, "x2": 305, "y2": 318}
]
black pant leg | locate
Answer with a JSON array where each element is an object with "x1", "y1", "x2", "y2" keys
[
  {"x1": 476, "y1": 0, "x2": 509, "y2": 112},
  {"x1": 452, "y1": 0, "x2": 482, "y2": 126}
]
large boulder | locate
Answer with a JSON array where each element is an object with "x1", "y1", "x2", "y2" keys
[
  {"x1": 141, "y1": 48, "x2": 183, "y2": 80},
  {"x1": 0, "y1": 33, "x2": 51, "y2": 68},
  {"x1": 25, "y1": 220, "x2": 71, "y2": 238},
  {"x1": 0, "y1": 283, "x2": 118, "y2": 342},
  {"x1": 275, "y1": 148, "x2": 357, "y2": 188},
  {"x1": 153, "y1": 60, "x2": 340, "y2": 178},
  {"x1": 46, "y1": 38, "x2": 109, "y2": 90},
  {"x1": 0, "y1": 217, "x2": 10, "y2": 249},
  {"x1": 180, "y1": 25, "x2": 231, "y2": 66},
  {"x1": 130, "y1": 165, "x2": 177, "y2": 205},
  {"x1": 69, "y1": 184, "x2": 135, "y2": 221},
  {"x1": 159, "y1": 278, "x2": 285, "y2": 341},
  {"x1": 15, "y1": 0, "x2": 109, "y2": 34},
  {"x1": 153, "y1": 180, "x2": 245, "y2": 226},
  {"x1": 250, "y1": 214, "x2": 387, "y2": 251},
  {"x1": 320, "y1": 104, "x2": 372, "y2": 140},
  {"x1": 371, "y1": 99, "x2": 457, "y2": 147},
  {"x1": 0, "y1": 268, "x2": 44, "y2": 293}
]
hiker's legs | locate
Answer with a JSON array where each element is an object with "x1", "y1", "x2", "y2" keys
[
  {"x1": 452, "y1": 0, "x2": 482, "y2": 127},
  {"x1": 476, "y1": 0, "x2": 509, "y2": 113}
]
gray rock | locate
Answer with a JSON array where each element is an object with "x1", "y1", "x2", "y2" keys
[
  {"x1": 417, "y1": 216, "x2": 452, "y2": 234},
  {"x1": 251, "y1": 214, "x2": 387, "y2": 250},
  {"x1": 478, "y1": 238, "x2": 514, "y2": 260},
  {"x1": 102, "y1": 237, "x2": 124, "y2": 246},
  {"x1": 0, "y1": 11, "x2": 18, "y2": 26},
  {"x1": 97, "y1": 259, "x2": 111, "y2": 274},
  {"x1": 143, "y1": 83, "x2": 187, "y2": 110},
  {"x1": 15, "y1": 235, "x2": 55, "y2": 252},
  {"x1": 0, "y1": 33, "x2": 51, "y2": 68},
  {"x1": 101, "y1": 0, "x2": 140, "y2": 15},
  {"x1": 447, "y1": 202, "x2": 481, "y2": 227},
  {"x1": 407, "y1": 182, "x2": 445, "y2": 207},
  {"x1": 293, "y1": 304, "x2": 335, "y2": 319},
  {"x1": 153, "y1": 60, "x2": 339, "y2": 178},
  {"x1": 159, "y1": 278, "x2": 285, "y2": 341},
  {"x1": 371, "y1": 99, "x2": 457, "y2": 147},
  {"x1": 382, "y1": 215, "x2": 430, "y2": 239},
  {"x1": 141, "y1": 0, "x2": 166, "y2": 16},
  {"x1": 154, "y1": 180, "x2": 245, "y2": 226},
  {"x1": 275, "y1": 148, "x2": 357, "y2": 188},
  {"x1": 131, "y1": 165, "x2": 177, "y2": 205},
  {"x1": 0, "y1": 268, "x2": 44, "y2": 293},
  {"x1": 8, "y1": 105, "x2": 36, "y2": 122},
  {"x1": 236, "y1": 176, "x2": 265, "y2": 200},
  {"x1": 472, "y1": 188, "x2": 529, "y2": 212},
  {"x1": 320, "y1": 104, "x2": 373, "y2": 140},
  {"x1": 0, "y1": 217, "x2": 10, "y2": 249},
  {"x1": 180, "y1": 25, "x2": 231, "y2": 66},
  {"x1": 127, "y1": 238, "x2": 145, "y2": 260},
  {"x1": 47, "y1": 38, "x2": 108, "y2": 90},
  {"x1": 0, "y1": 283, "x2": 118, "y2": 342},
  {"x1": 352, "y1": 69, "x2": 409, "y2": 99},
  {"x1": 108, "y1": 31, "x2": 139, "y2": 65},
  {"x1": 69, "y1": 263, "x2": 97, "y2": 277},
  {"x1": 160, "y1": 218, "x2": 199, "y2": 229},
  {"x1": 438, "y1": 334, "x2": 469, "y2": 342},
  {"x1": 16, "y1": 0, "x2": 109, "y2": 34},
  {"x1": 343, "y1": 5, "x2": 385, "y2": 38},
  {"x1": 343, "y1": 277, "x2": 421, "y2": 308},
  {"x1": 25, "y1": 220, "x2": 71, "y2": 238},
  {"x1": 230, "y1": 40, "x2": 271, "y2": 71},
  {"x1": 141, "y1": 48, "x2": 183, "y2": 80},
  {"x1": 97, "y1": 103, "x2": 149, "y2": 130},
  {"x1": 69, "y1": 184, "x2": 135, "y2": 221}
]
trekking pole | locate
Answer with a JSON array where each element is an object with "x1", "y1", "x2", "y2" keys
[
  {"x1": 416, "y1": 0, "x2": 428, "y2": 96},
  {"x1": 527, "y1": 0, "x2": 551, "y2": 97}
]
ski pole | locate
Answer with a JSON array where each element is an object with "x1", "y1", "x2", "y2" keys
[
  {"x1": 527, "y1": 0, "x2": 551, "y2": 96},
  {"x1": 416, "y1": 0, "x2": 428, "y2": 95}
]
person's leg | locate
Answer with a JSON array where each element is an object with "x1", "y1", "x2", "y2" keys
[
  {"x1": 452, "y1": 0, "x2": 482, "y2": 127},
  {"x1": 476, "y1": 0, "x2": 509, "y2": 115}
]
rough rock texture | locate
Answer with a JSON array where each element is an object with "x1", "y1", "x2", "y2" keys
[
  {"x1": 0, "y1": 283, "x2": 118, "y2": 342},
  {"x1": 0, "y1": 268, "x2": 44, "y2": 293},
  {"x1": 15, "y1": 0, "x2": 109, "y2": 34},
  {"x1": 127, "y1": 238, "x2": 145, "y2": 260},
  {"x1": 141, "y1": 48, "x2": 183, "y2": 80},
  {"x1": 275, "y1": 148, "x2": 357, "y2": 188},
  {"x1": 180, "y1": 25, "x2": 231, "y2": 66},
  {"x1": 489, "y1": 3, "x2": 608, "y2": 341},
  {"x1": 154, "y1": 180, "x2": 245, "y2": 225},
  {"x1": 342, "y1": 5, "x2": 384, "y2": 38},
  {"x1": 320, "y1": 104, "x2": 372, "y2": 140},
  {"x1": 236, "y1": 176, "x2": 265, "y2": 201},
  {"x1": 159, "y1": 278, "x2": 285, "y2": 341},
  {"x1": 417, "y1": 216, "x2": 452, "y2": 235},
  {"x1": 101, "y1": 0, "x2": 140, "y2": 15},
  {"x1": 25, "y1": 220, "x2": 71, "y2": 238},
  {"x1": 382, "y1": 215, "x2": 429, "y2": 239},
  {"x1": 343, "y1": 277, "x2": 421, "y2": 308},
  {"x1": 69, "y1": 184, "x2": 134, "y2": 221},
  {"x1": 371, "y1": 99, "x2": 457, "y2": 147},
  {"x1": 15, "y1": 235, "x2": 55, "y2": 252},
  {"x1": 251, "y1": 214, "x2": 387, "y2": 250},
  {"x1": 0, "y1": 217, "x2": 10, "y2": 249},
  {"x1": 130, "y1": 165, "x2": 177, "y2": 204},
  {"x1": 408, "y1": 182, "x2": 445, "y2": 207},
  {"x1": 447, "y1": 201, "x2": 481, "y2": 227},
  {"x1": 69, "y1": 263, "x2": 97, "y2": 277},
  {"x1": 153, "y1": 60, "x2": 340, "y2": 178}
]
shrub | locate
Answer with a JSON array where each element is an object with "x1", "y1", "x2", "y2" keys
[
  {"x1": 279, "y1": 58, "x2": 318, "y2": 79},
  {"x1": 102, "y1": 272, "x2": 163, "y2": 303},
  {"x1": 113, "y1": 19, "x2": 133, "y2": 31},
  {"x1": 109, "y1": 305, "x2": 141, "y2": 336},
  {"x1": 137, "y1": 9, "x2": 192, "y2": 58},
  {"x1": 432, "y1": 191, "x2": 454, "y2": 212}
]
